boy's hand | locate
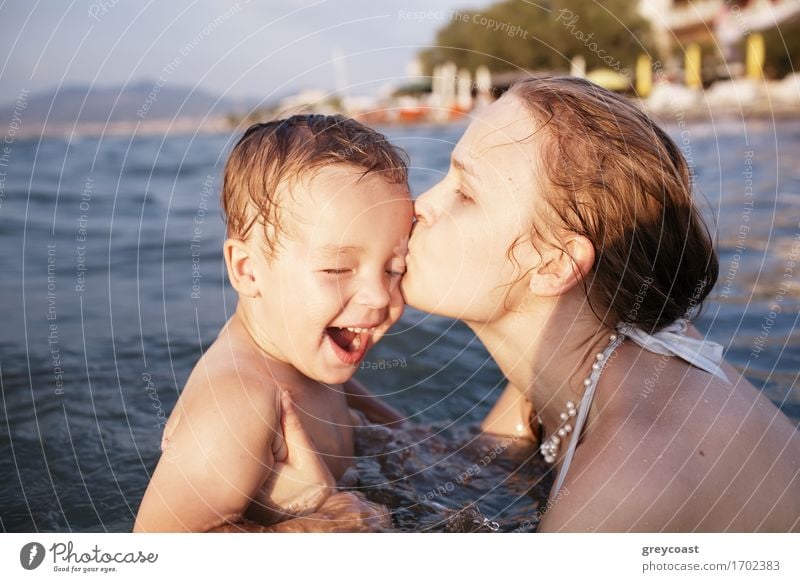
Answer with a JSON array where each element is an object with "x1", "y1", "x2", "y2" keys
[
  {"x1": 253, "y1": 390, "x2": 337, "y2": 523},
  {"x1": 295, "y1": 491, "x2": 391, "y2": 532},
  {"x1": 211, "y1": 492, "x2": 391, "y2": 532}
]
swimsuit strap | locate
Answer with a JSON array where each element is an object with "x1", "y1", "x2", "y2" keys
[
  {"x1": 617, "y1": 320, "x2": 729, "y2": 383},
  {"x1": 549, "y1": 321, "x2": 729, "y2": 498},
  {"x1": 550, "y1": 333, "x2": 624, "y2": 498}
]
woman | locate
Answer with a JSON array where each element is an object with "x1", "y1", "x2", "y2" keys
[{"x1": 401, "y1": 76, "x2": 800, "y2": 532}]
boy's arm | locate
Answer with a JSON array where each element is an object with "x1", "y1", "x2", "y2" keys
[
  {"x1": 342, "y1": 377, "x2": 405, "y2": 426},
  {"x1": 133, "y1": 372, "x2": 279, "y2": 532},
  {"x1": 208, "y1": 391, "x2": 389, "y2": 532}
]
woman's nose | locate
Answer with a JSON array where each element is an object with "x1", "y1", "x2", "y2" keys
[{"x1": 413, "y1": 189, "x2": 438, "y2": 225}]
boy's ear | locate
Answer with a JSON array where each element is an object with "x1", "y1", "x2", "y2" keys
[
  {"x1": 528, "y1": 234, "x2": 595, "y2": 297},
  {"x1": 224, "y1": 238, "x2": 260, "y2": 297}
]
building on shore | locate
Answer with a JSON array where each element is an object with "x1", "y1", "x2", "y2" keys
[{"x1": 639, "y1": 0, "x2": 800, "y2": 80}]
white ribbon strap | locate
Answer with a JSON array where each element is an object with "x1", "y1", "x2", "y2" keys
[{"x1": 616, "y1": 320, "x2": 730, "y2": 383}]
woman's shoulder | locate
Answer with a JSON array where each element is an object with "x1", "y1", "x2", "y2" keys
[
  {"x1": 591, "y1": 351, "x2": 767, "y2": 472},
  {"x1": 546, "y1": 353, "x2": 800, "y2": 531},
  {"x1": 538, "y1": 402, "x2": 718, "y2": 531}
]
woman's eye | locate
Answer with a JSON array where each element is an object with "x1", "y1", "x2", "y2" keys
[
  {"x1": 386, "y1": 269, "x2": 406, "y2": 277},
  {"x1": 456, "y1": 188, "x2": 473, "y2": 203},
  {"x1": 322, "y1": 268, "x2": 351, "y2": 275}
]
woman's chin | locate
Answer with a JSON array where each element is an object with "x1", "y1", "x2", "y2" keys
[{"x1": 401, "y1": 278, "x2": 450, "y2": 317}]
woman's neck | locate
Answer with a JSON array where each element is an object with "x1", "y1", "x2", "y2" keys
[{"x1": 466, "y1": 299, "x2": 615, "y2": 443}]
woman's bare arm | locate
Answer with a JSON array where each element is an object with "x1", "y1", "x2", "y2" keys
[{"x1": 342, "y1": 377, "x2": 406, "y2": 426}]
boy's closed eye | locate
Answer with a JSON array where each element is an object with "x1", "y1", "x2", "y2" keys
[
  {"x1": 322, "y1": 268, "x2": 352, "y2": 275},
  {"x1": 321, "y1": 267, "x2": 406, "y2": 277}
]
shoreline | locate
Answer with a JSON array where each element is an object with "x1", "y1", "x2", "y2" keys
[{"x1": 7, "y1": 104, "x2": 800, "y2": 141}]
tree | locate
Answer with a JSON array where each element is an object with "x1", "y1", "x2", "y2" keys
[
  {"x1": 763, "y1": 17, "x2": 800, "y2": 79},
  {"x1": 419, "y1": 0, "x2": 654, "y2": 75}
]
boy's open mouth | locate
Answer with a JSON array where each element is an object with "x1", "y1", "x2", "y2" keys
[{"x1": 324, "y1": 326, "x2": 371, "y2": 365}]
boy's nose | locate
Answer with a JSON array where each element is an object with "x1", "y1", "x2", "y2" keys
[{"x1": 355, "y1": 277, "x2": 391, "y2": 311}]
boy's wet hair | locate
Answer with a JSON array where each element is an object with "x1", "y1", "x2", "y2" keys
[{"x1": 222, "y1": 114, "x2": 409, "y2": 256}]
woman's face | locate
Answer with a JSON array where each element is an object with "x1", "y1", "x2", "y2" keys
[{"x1": 402, "y1": 96, "x2": 545, "y2": 323}]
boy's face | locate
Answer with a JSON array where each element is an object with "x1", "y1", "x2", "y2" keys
[{"x1": 247, "y1": 166, "x2": 413, "y2": 384}]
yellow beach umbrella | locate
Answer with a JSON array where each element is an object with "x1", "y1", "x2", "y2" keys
[{"x1": 586, "y1": 68, "x2": 631, "y2": 92}]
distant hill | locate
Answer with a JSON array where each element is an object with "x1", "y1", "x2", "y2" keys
[{"x1": 1, "y1": 81, "x2": 237, "y2": 125}]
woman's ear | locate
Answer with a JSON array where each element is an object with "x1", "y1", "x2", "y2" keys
[
  {"x1": 224, "y1": 238, "x2": 260, "y2": 297},
  {"x1": 528, "y1": 234, "x2": 594, "y2": 297}
]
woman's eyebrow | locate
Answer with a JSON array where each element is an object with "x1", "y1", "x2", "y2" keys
[{"x1": 451, "y1": 156, "x2": 480, "y2": 183}]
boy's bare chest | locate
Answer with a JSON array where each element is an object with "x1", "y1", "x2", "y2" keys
[{"x1": 290, "y1": 384, "x2": 354, "y2": 479}]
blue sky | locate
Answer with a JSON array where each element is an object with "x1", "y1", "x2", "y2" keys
[{"x1": 0, "y1": 0, "x2": 491, "y2": 106}]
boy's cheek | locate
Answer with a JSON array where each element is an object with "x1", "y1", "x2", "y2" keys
[
  {"x1": 389, "y1": 289, "x2": 405, "y2": 320},
  {"x1": 372, "y1": 304, "x2": 403, "y2": 348}
]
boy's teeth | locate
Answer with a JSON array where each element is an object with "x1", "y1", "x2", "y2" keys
[
  {"x1": 345, "y1": 326, "x2": 369, "y2": 333},
  {"x1": 352, "y1": 335, "x2": 362, "y2": 350}
]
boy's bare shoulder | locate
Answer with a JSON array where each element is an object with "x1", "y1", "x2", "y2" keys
[
  {"x1": 164, "y1": 337, "x2": 281, "y2": 453},
  {"x1": 201, "y1": 336, "x2": 276, "y2": 388}
]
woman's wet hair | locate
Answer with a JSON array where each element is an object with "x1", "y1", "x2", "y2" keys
[{"x1": 508, "y1": 76, "x2": 718, "y2": 333}]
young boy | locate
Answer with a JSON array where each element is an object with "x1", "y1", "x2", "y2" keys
[{"x1": 134, "y1": 115, "x2": 413, "y2": 532}]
